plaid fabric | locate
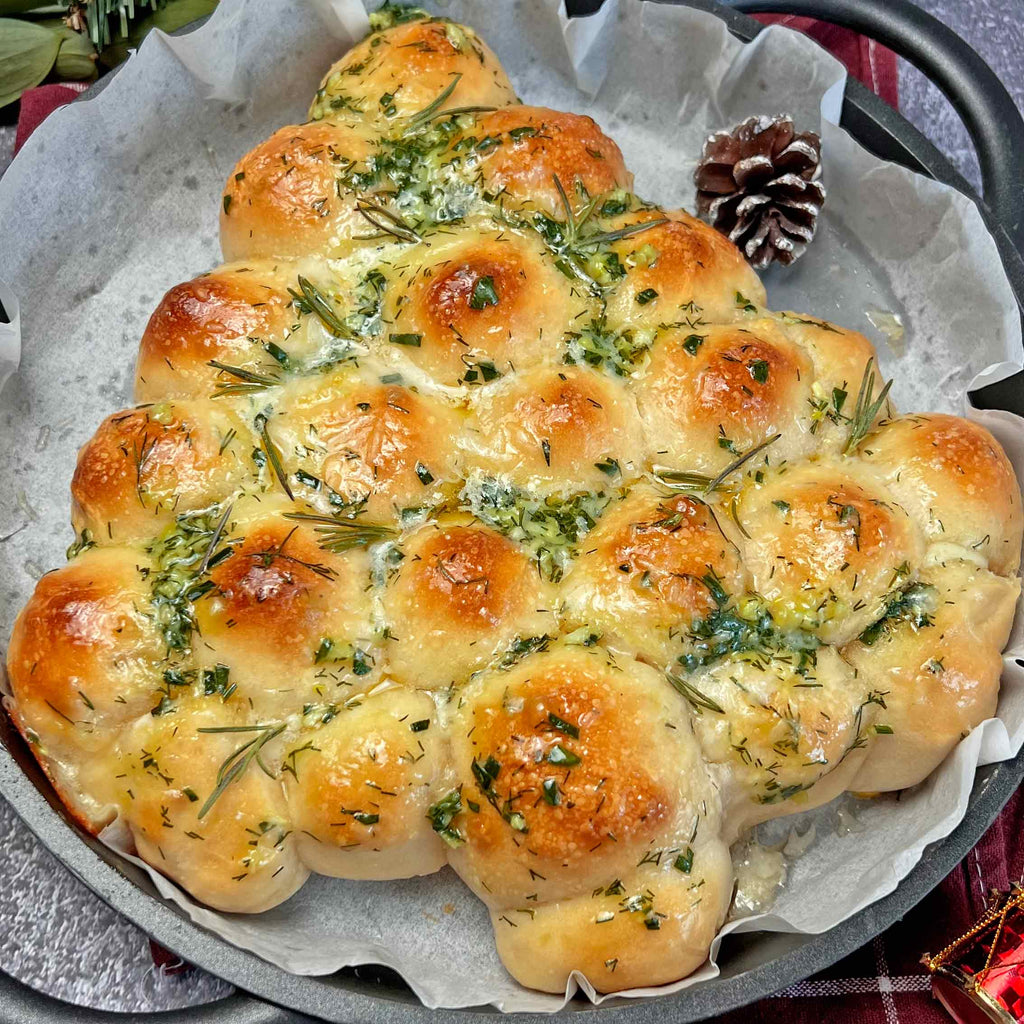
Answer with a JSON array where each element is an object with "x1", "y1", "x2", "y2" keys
[{"x1": 716, "y1": 790, "x2": 1024, "y2": 1024}]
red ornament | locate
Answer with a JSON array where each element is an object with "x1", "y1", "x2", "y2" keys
[{"x1": 924, "y1": 886, "x2": 1024, "y2": 1022}]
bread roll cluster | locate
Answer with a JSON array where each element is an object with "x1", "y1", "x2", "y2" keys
[{"x1": 6, "y1": 6, "x2": 1021, "y2": 994}]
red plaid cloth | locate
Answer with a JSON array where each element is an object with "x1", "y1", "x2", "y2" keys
[{"x1": 13, "y1": 19, "x2": 1012, "y2": 1024}]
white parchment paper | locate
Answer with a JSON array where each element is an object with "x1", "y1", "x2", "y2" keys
[{"x1": 0, "y1": 0, "x2": 1022, "y2": 1012}]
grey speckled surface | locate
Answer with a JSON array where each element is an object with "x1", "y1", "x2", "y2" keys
[{"x1": 0, "y1": 0, "x2": 1022, "y2": 1014}]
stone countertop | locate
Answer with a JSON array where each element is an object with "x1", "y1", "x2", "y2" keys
[{"x1": 1, "y1": 0, "x2": 1022, "y2": 1014}]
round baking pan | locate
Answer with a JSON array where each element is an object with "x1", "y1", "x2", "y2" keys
[{"x1": 1, "y1": 0, "x2": 1023, "y2": 1020}]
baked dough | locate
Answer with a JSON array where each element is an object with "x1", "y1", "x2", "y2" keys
[{"x1": 6, "y1": 6, "x2": 1021, "y2": 997}]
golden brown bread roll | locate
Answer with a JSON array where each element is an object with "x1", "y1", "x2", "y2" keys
[
  {"x1": 858, "y1": 413, "x2": 1023, "y2": 574},
  {"x1": 135, "y1": 262, "x2": 299, "y2": 401},
  {"x1": 729, "y1": 460, "x2": 926, "y2": 644},
  {"x1": 283, "y1": 685, "x2": 449, "y2": 880},
  {"x1": 381, "y1": 227, "x2": 588, "y2": 384},
  {"x1": 561, "y1": 486, "x2": 748, "y2": 667},
  {"x1": 71, "y1": 401, "x2": 248, "y2": 543},
  {"x1": 112, "y1": 698, "x2": 309, "y2": 913},
  {"x1": 460, "y1": 364, "x2": 647, "y2": 495},
  {"x1": 689, "y1": 647, "x2": 876, "y2": 840},
  {"x1": 446, "y1": 644, "x2": 733, "y2": 992},
  {"x1": 272, "y1": 366, "x2": 465, "y2": 523},
  {"x1": 219, "y1": 120, "x2": 377, "y2": 261},
  {"x1": 308, "y1": 15, "x2": 515, "y2": 125},
  {"x1": 465, "y1": 106, "x2": 634, "y2": 216},
  {"x1": 635, "y1": 318, "x2": 816, "y2": 475},
  {"x1": 381, "y1": 514, "x2": 557, "y2": 690},
  {"x1": 6, "y1": 4, "x2": 1021, "y2": 996},
  {"x1": 602, "y1": 208, "x2": 767, "y2": 329},
  {"x1": 845, "y1": 558, "x2": 1020, "y2": 792}
]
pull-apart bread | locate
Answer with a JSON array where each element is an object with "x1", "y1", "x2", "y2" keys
[{"x1": 7, "y1": 6, "x2": 1021, "y2": 994}]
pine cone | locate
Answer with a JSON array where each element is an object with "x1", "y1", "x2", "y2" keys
[{"x1": 694, "y1": 114, "x2": 825, "y2": 270}]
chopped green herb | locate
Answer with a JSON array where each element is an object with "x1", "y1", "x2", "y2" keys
[
  {"x1": 67, "y1": 528, "x2": 95, "y2": 560},
  {"x1": 859, "y1": 583, "x2": 938, "y2": 646},
  {"x1": 389, "y1": 332, "x2": 423, "y2": 347},
  {"x1": 547, "y1": 744, "x2": 580, "y2": 767},
  {"x1": 499, "y1": 634, "x2": 552, "y2": 669},
  {"x1": 547, "y1": 713, "x2": 579, "y2": 739},
  {"x1": 674, "y1": 847, "x2": 694, "y2": 873},
  {"x1": 427, "y1": 788, "x2": 465, "y2": 847},
  {"x1": 509, "y1": 125, "x2": 539, "y2": 142},
  {"x1": 749, "y1": 359, "x2": 770, "y2": 384},
  {"x1": 469, "y1": 275, "x2": 500, "y2": 309},
  {"x1": 463, "y1": 478, "x2": 609, "y2": 582}
]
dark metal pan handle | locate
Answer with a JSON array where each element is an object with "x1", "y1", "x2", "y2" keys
[{"x1": 722, "y1": 0, "x2": 1024, "y2": 251}]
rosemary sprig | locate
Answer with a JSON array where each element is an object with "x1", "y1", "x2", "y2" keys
[
  {"x1": 540, "y1": 174, "x2": 667, "y2": 292},
  {"x1": 197, "y1": 502, "x2": 233, "y2": 576},
  {"x1": 355, "y1": 200, "x2": 423, "y2": 243},
  {"x1": 254, "y1": 411, "x2": 293, "y2": 500},
  {"x1": 652, "y1": 468, "x2": 713, "y2": 491},
  {"x1": 583, "y1": 221, "x2": 672, "y2": 247},
  {"x1": 289, "y1": 276, "x2": 354, "y2": 338},
  {"x1": 424, "y1": 104, "x2": 496, "y2": 121},
  {"x1": 843, "y1": 358, "x2": 893, "y2": 455},
  {"x1": 249, "y1": 527, "x2": 338, "y2": 581},
  {"x1": 403, "y1": 73, "x2": 462, "y2": 134},
  {"x1": 196, "y1": 723, "x2": 285, "y2": 820},
  {"x1": 781, "y1": 313, "x2": 841, "y2": 334},
  {"x1": 282, "y1": 511, "x2": 396, "y2": 553},
  {"x1": 655, "y1": 433, "x2": 782, "y2": 494},
  {"x1": 666, "y1": 672, "x2": 725, "y2": 715},
  {"x1": 208, "y1": 361, "x2": 281, "y2": 398},
  {"x1": 552, "y1": 174, "x2": 668, "y2": 246}
]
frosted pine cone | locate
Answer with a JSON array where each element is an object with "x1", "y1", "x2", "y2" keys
[{"x1": 694, "y1": 114, "x2": 825, "y2": 269}]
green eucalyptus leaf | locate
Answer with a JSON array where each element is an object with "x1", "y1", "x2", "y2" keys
[
  {"x1": 0, "y1": 17, "x2": 61, "y2": 109},
  {"x1": 53, "y1": 25, "x2": 97, "y2": 81},
  {"x1": 0, "y1": 1, "x2": 62, "y2": 15}
]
